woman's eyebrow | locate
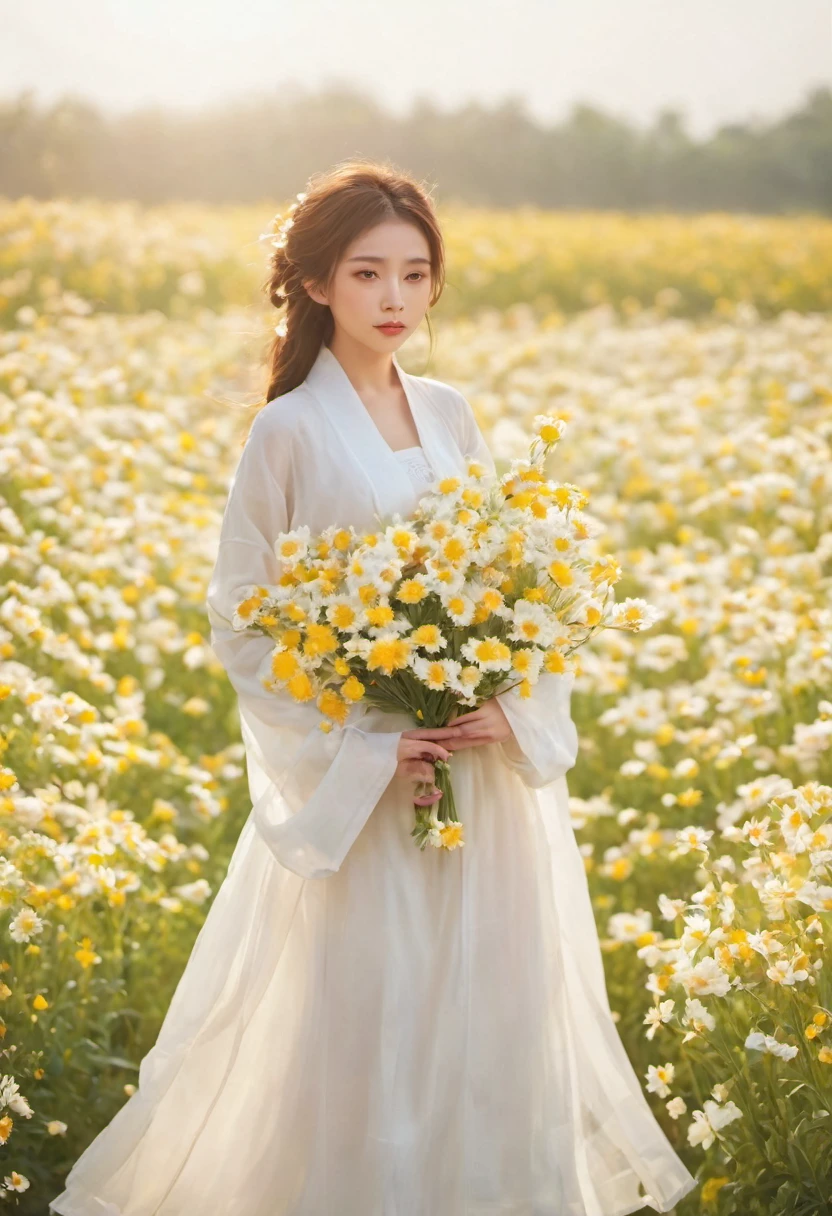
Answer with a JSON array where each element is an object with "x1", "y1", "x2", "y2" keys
[{"x1": 346, "y1": 255, "x2": 431, "y2": 264}]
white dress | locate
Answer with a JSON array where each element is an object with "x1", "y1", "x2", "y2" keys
[{"x1": 49, "y1": 343, "x2": 697, "y2": 1216}]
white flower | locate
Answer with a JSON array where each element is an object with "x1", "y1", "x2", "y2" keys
[
  {"x1": 656, "y1": 894, "x2": 690, "y2": 919},
  {"x1": 645, "y1": 1061, "x2": 675, "y2": 1098},
  {"x1": 608, "y1": 597, "x2": 663, "y2": 633},
  {"x1": 680, "y1": 997, "x2": 716, "y2": 1044},
  {"x1": 672, "y1": 825, "x2": 714, "y2": 856},
  {"x1": 460, "y1": 634, "x2": 513, "y2": 672},
  {"x1": 8, "y1": 1091, "x2": 33, "y2": 1118},
  {"x1": 507, "y1": 600, "x2": 557, "y2": 647},
  {"x1": 643, "y1": 999, "x2": 676, "y2": 1040},
  {"x1": 273, "y1": 526, "x2": 312, "y2": 565},
  {"x1": 674, "y1": 955, "x2": 732, "y2": 999},
  {"x1": 411, "y1": 655, "x2": 461, "y2": 691},
  {"x1": 608, "y1": 909, "x2": 653, "y2": 942},
  {"x1": 172, "y1": 879, "x2": 212, "y2": 905},
  {"x1": 532, "y1": 414, "x2": 566, "y2": 443},
  {"x1": 687, "y1": 1099, "x2": 743, "y2": 1149},
  {"x1": 742, "y1": 815, "x2": 772, "y2": 847},
  {"x1": 442, "y1": 591, "x2": 477, "y2": 628},
  {"x1": 3, "y1": 1171, "x2": 31, "y2": 1192},
  {"x1": 765, "y1": 953, "x2": 810, "y2": 987},
  {"x1": 8, "y1": 906, "x2": 44, "y2": 943},
  {"x1": 744, "y1": 1030, "x2": 799, "y2": 1060}
]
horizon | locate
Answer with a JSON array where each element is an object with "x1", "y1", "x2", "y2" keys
[{"x1": 4, "y1": 0, "x2": 830, "y2": 139}]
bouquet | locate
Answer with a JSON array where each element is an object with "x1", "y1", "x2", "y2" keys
[{"x1": 230, "y1": 414, "x2": 654, "y2": 852}]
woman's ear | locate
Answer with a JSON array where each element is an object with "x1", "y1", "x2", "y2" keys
[{"x1": 302, "y1": 278, "x2": 328, "y2": 307}]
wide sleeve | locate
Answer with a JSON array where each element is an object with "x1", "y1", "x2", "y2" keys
[
  {"x1": 206, "y1": 406, "x2": 404, "y2": 879},
  {"x1": 451, "y1": 386, "x2": 581, "y2": 789}
]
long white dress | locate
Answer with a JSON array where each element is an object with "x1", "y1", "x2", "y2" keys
[{"x1": 49, "y1": 342, "x2": 698, "y2": 1216}]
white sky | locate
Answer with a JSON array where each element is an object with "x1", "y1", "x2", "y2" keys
[{"x1": 3, "y1": 0, "x2": 831, "y2": 137}]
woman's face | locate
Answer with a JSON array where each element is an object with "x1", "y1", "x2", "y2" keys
[{"x1": 305, "y1": 218, "x2": 433, "y2": 354}]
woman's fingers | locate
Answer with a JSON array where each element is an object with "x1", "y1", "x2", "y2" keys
[
  {"x1": 413, "y1": 787, "x2": 442, "y2": 806},
  {"x1": 445, "y1": 733, "x2": 494, "y2": 751},
  {"x1": 397, "y1": 736, "x2": 451, "y2": 762},
  {"x1": 403, "y1": 725, "x2": 463, "y2": 742},
  {"x1": 398, "y1": 757, "x2": 443, "y2": 805},
  {"x1": 404, "y1": 760, "x2": 438, "y2": 782}
]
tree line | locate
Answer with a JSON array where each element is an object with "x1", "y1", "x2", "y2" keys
[{"x1": 2, "y1": 84, "x2": 831, "y2": 212}]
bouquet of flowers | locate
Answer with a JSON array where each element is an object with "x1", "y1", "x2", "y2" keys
[{"x1": 230, "y1": 414, "x2": 654, "y2": 852}]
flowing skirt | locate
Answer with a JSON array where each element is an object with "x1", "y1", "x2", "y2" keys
[{"x1": 49, "y1": 743, "x2": 697, "y2": 1216}]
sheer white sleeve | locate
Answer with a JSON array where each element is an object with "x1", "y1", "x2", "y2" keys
[
  {"x1": 206, "y1": 407, "x2": 404, "y2": 879},
  {"x1": 451, "y1": 386, "x2": 580, "y2": 789}
]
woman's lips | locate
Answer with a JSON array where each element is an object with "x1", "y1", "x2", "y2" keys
[{"x1": 376, "y1": 323, "x2": 405, "y2": 333}]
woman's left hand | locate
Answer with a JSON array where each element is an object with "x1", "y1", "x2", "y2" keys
[{"x1": 443, "y1": 697, "x2": 513, "y2": 751}]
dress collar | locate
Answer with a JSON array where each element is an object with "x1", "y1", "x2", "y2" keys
[{"x1": 303, "y1": 342, "x2": 458, "y2": 521}]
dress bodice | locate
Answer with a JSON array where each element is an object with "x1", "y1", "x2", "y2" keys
[{"x1": 393, "y1": 444, "x2": 435, "y2": 493}]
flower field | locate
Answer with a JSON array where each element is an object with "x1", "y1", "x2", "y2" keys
[{"x1": 1, "y1": 199, "x2": 831, "y2": 1212}]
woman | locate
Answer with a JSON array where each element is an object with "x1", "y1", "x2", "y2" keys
[{"x1": 50, "y1": 160, "x2": 697, "y2": 1216}]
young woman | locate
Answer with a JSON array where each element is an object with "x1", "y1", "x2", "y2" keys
[{"x1": 50, "y1": 160, "x2": 697, "y2": 1216}]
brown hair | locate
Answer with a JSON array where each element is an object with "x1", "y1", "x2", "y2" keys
[{"x1": 251, "y1": 158, "x2": 445, "y2": 434}]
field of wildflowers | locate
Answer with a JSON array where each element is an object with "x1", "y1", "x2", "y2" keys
[{"x1": 1, "y1": 199, "x2": 830, "y2": 1212}]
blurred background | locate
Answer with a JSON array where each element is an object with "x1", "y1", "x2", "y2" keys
[
  {"x1": 2, "y1": 0, "x2": 832, "y2": 208},
  {"x1": 2, "y1": 5, "x2": 832, "y2": 1213}
]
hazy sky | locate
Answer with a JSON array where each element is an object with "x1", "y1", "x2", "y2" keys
[{"x1": 4, "y1": 0, "x2": 830, "y2": 136}]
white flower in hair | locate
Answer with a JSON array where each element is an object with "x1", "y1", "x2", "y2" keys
[{"x1": 258, "y1": 191, "x2": 309, "y2": 250}]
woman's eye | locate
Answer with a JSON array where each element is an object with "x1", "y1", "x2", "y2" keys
[{"x1": 355, "y1": 270, "x2": 426, "y2": 281}]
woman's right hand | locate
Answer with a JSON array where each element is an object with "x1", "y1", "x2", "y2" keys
[{"x1": 395, "y1": 727, "x2": 461, "y2": 806}]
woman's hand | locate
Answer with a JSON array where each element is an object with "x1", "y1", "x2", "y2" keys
[
  {"x1": 443, "y1": 698, "x2": 513, "y2": 751},
  {"x1": 394, "y1": 703, "x2": 514, "y2": 805},
  {"x1": 395, "y1": 728, "x2": 458, "y2": 806}
]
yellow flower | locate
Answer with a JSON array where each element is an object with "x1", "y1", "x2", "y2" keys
[
  {"x1": 609, "y1": 858, "x2": 633, "y2": 881},
  {"x1": 469, "y1": 637, "x2": 511, "y2": 666},
  {"x1": 547, "y1": 560, "x2": 574, "y2": 587},
  {"x1": 33, "y1": 993, "x2": 49, "y2": 1010},
  {"x1": 270, "y1": 649, "x2": 300, "y2": 681},
  {"x1": 74, "y1": 937, "x2": 101, "y2": 969},
  {"x1": 317, "y1": 688, "x2": 350, "y2": 725},
  {"x1": 543, "y1": 650, "x2": 566, "y2": 674},
  {"x1": 439, "y1": 821, "x2": 465, "y2": 850},
  {"x1": 424, "y1": 662, "x2": 450, "y2": 690},
  {"x1": 329, "y1": 603, "x2": 357, "y2": 630},
  {"x1": 367, "y1": 637, "x2": 412, "y2": 675},
  {"x1": 286, "y1": 671, "x2": 315, "y2": 702},
  {"x1": 365, "y1": 604, "x2": 395, "y2": 628},
  {"x1": 438, "y1": 476, "x2": 461, "y2": 495},
  {"x1": 396, "y1": 579, "x2": 428, "y2": 604},
  {"x1": 512, "y1": 650, "x2": 535, "y2": 675},
  {"x1": 411, "y1": 624, "x2": 442, "y2": 649},
  {"x1": 340, "y1": 676, "x2": 366, "y2": 703},
  {"x1": 236, "y1": 591, "x2": 265, "y2": 623},
  {"x1": 441, "y1": 536, "x2": 468, "y2": 564},
  {"x1": 303, "y1": 623, "x2": 338, "y2": 656},
  {"x1": 700, "y1": 1177, "x2": 730, "y2": 1203},
  {"x1": 480, "y1": 589, "x2": 504, "y2": 614}
]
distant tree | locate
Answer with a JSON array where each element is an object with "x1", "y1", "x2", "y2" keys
[{"x1": 1, "y1": 84, "x2": 831, "y2": 212}]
